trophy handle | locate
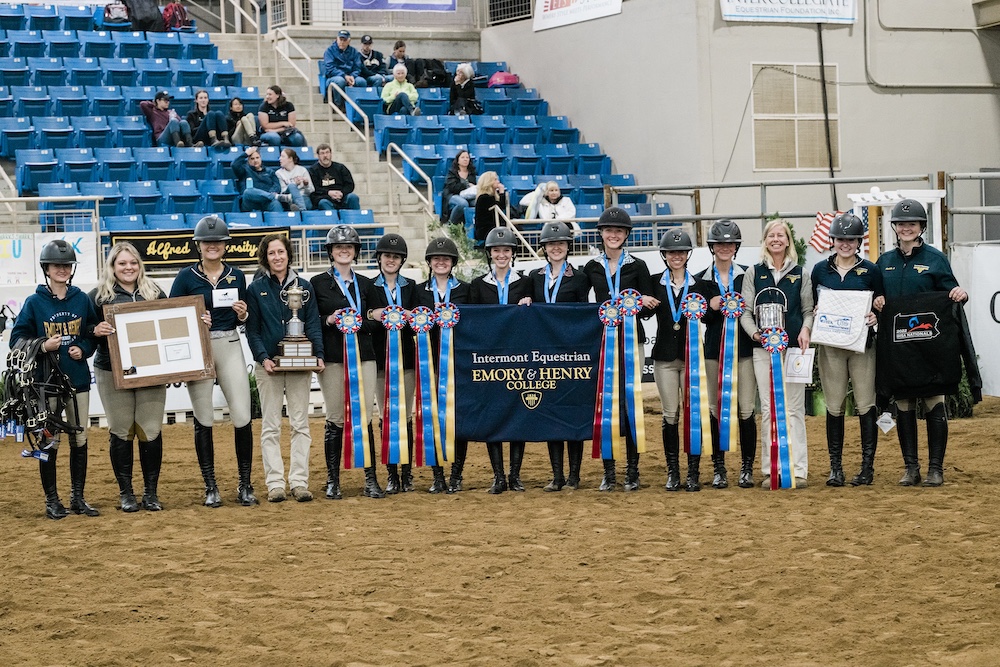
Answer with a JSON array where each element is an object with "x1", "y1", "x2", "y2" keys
[{"x1": 299, "y1": 290, "x2": 310, "y2": 304}]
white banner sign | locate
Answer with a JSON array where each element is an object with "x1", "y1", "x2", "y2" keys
[
  {"x1": 35, "y1": 232, "x2": 99, "y2": 285},
  {"x1": 953, "y1": 243, "x2": 998, "y2": 397},
  {"x1": 720, "y1": 0, "x2": 857, "y2": 24},
  {"x1": 0, "y1": 234, "x2": 37, "y2": 286},
  {"x1": 533, "y1": 0, "x2": 622, "y2": 32}
]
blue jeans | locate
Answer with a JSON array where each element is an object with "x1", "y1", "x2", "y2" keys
[
  {"x1": 240, "y1": 187, "x2": 283, "y2": 212},
  {"x1": 328, "y1": 75, "x2": 361, "y2": 105},
  {"x1": 192, "y1": 111, "x2": 228, "y2": 145},
  {"x1": 364, "y1": 74, "x2": 387, "y2": 87},
  {"x1": 384, "y1": 94, "x2": 415, "y2": 115},
  {"x1": 317, "y1": 192, "x2": 360, "y2": 211},
  {"x1": 287, "y1": 186, "x2": 309, "y2": 211},
  {"x1": 157, "y1": 118, "x2": 192, "y2": 146},
  {"x1": 448, "y1": 195, "x2": 470, "y2": 225},
  {"x1": 260, "y1": 128, "x2": 306, "y2": 147}
]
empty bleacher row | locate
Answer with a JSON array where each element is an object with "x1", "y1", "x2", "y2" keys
[
  {"x1": 0, "y1": 29, "x2": 218, "y2": 59},
  {"x1": 0, "y1": 4, "x2": 96, "y2": 32},
  {"x1": 0, "y1": 56, "x2": 240, "y2": 89}
]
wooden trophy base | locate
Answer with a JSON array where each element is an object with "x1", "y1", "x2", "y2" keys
[{"x1": 273, "y1": 338, "x2": 320, "y2": 371}]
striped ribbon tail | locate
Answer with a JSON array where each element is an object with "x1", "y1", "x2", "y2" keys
[
  {"x1": 771, "y1": 351, "x2": 793, "y2": 489},
  {"x1": 434, "y1": 303, "x2": 460, "y2": 464},
  {"x1": 618, "y1": 290, "x2": 644, "y2": 455},
  {"x1": 409, "y1": 307, "x2": 438, "y2": 467},
  {"x1": 717, "y1": 318, "x2": 738, "y2": 452},
  {"x1": 592, "y1": 328, "x2": 609, "y2": 458},
  {"x1": 682, "y1": 334, "x2": 692, "y2": 455},
  {"x1": 381, "y1": 327, "x2": 408, "y2": 465},
  {"x1": 594, "y1": 299, "x2": 623, "y2": 460},
  {"x1": 686, "y1": 316, "x2": 712, "y2": 456},
  {"x1": 342, "y1": 332, "x2": 370, "y2": 469}
]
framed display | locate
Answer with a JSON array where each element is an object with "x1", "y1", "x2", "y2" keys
[{"x1": 104, "y1": 295, "x2": 216, "y2": 390}]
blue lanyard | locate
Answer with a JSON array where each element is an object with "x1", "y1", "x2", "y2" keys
[
  {"x1": 493, "y1": 269, "x2": 511, "y2": 305},
  {"x1": 544, "y1": 262, "x2": 566, "y2": 304},
  {"x1": 381, "y1": 277, "x2": 399, "y2": 307},
  {"x1": 713, "y1": 264, "x2": 734, "y2": 294},
  {"x1": 662, "y1": 270, "x2": 690, "y2": 326},
  {"x1": 435, "y1": 277, "x2": 452, "y2": 304},
  {"x1": 601, "y1": 252, "x2": 625, "y2": 298},
  {"x1": 332, "y1": 267, "x2": 360, "y2": 311}
]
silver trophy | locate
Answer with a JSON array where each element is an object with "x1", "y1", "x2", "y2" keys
[
  {"x1": 753, "y1": 286, "x2": 787, "y2": 331},
  {"x1": 274, "y1": 283, "x2": 320, "y2": 370}
]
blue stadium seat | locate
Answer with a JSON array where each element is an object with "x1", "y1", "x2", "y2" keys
[
  {"x1": 204, "y1": 59, "x2": 241, "y2": 87},
  {"x1": 0, "y1": 116, "x2": 33, "y2": 156},
  {"x1": 470, "y1": 115, "x2": 507, "y2": 144},
  {"x1": 9, "y1": 30, "x2": 46, "y2": 58},
  {"x1": 28, "y1": 56, "x2": 66, "y2": 86},
  {"x1": 228, "y1": 86, "x2": 262, "y2": 111},
  {"x1": 58, "y1": 6, "x2": 94, "y2": 32},
  {"x1": 0, "y1": 56, "x2": 29, "y2": 86},
  {"x1": 25, "y1": 5, "x2": 59, "y2": 31},
  {"x1": 575, "y1": 204, "x2": 604, "y2": 222},
  {"x1": 0, "y1": 4, "x2": 25, "y2": 31},
  {"x1": 146, "y1": 213, "x2": 189, "y2": 230},
  {"x1": 67, "y1": 58, "x2": 103, "y2": 87},
  {"x1": 168, "y1": 85, "x2": 194, "y2": 111},
  {"x1": 400, "y1": 144, "x2": 441, "y2": 184},
  {"x1": 102, "y1": 214, "x2": 144, "y2": 232},
  {"x1": 38, "y1": 182, "x2": 81, "y2": 210},
  {"x1": 340, "y1": 209, "x2": 376, "y2": 226},
  {"x1": 432, "y1": 174, "x2": 445, "y2": 215},
  {"x1": 344, "y1": 86, "x2": 382, "y2": 125},
  {"x1": 257, "y1": 145, "x2": 282, "y2": 168},
  {"x1": 604, "y1": 174, "x2": 645, "y2": 205},
  {"x1": 12, "y1": 86, "x2": 50, "y2": 117},
  {"x1": 34, "y1": 116, "x2": 73, "y2": 149},
  {"x1": 79, "y1": 31, "x2": 114, "y2": 58},
  {"x1": 410, "y1": 115, "x2": 444, "y2": 145},
  {"x1": 473, "y1": 61, "x2": 508, "y2": 79},
  {"x1": 443, "y1": 61, "x2": 461, "y2": 75},
  {"x1": 504, "y1": 174, "x2": 536, "y2": 202},
  {"x1": 199, "y1": 179, "x2": 238, "y2": 213},
  {"x1": 504, "y1": 144, "x2": 541, "y2": 176},
  {"x1": 374, "y1": 114, "x2": 410, "y2": 153},
  {"x1": 179, "y1": 33, "x2": 218, "y2": 60},
  {"x1": 15, "y1": 148, "x2": 58, "y2": 194},
  {"x1": 135, "y1": 58, "x2": 173, "y2": 88},
  {"x1": 108, "y1": 115, "x2": 150, "y2": 148},
  {"x1": 159, "y1": 180, "x2": 203, "y2": 214},
  {"x1": 417, "y1": 87, "x2": 449, "y2": 116},
  {"x1": 112, "y1": 32, "x2": 149, "y2": 59},
  {"x1": 537, "y1": 143, "x2": 573, "y2": 175},
  {"x1": 212, "y1": 146, "x2": 242, "y2": 179},
  {"x1": 437, "y1": 144, "x2": 469, "y2": 163},
  {"x1": 56, "y1": 147, "x2": 98, "y2": 183},
  {"x1": 512, "y1": 94, "x2": 547, "y2": 117},
  {"x1": 43, "y1": 31, "x2": 79, "y2": 58},
  {"x1": 439, "y1": 114, "x2": 474, "y2": 145},
  {"x1": 171, "y1": 58, "x2": 207, "y2": 87},
  {"x1": 225, "y1": 211, "x2": 265, "y2": 227},
  {"x1": 148, "y1": 32, "x2": 184, "y2": 59},
  {"x1": 122, "y1": 85, "x2": 156, "y2": 115},
  {"x1": 539, "y1": 116, "x2": 579, "y2": 144},
  {"x1": 203, "y1": 86, "x2": 230, "y2": 105},
  {"x1": 50, "y1": 86, "x2": 88, "y2": 117},
  {"x1": 264, "y1": 211, "x2": 301, "y2": 227},
  {"x1": 506, "y1": 115, "x2": 541, "y2": 145},
  {"x1": 301, "y1": 209, "x2": 340, "y2": 226},
  {"x1": 71, "y1": 115, "x2": 112, "y2": 148},
  {"x1": 568, "y1": 174, "x2": 604, "y2": 205},
  {"x1": 95, "y1": 147, "x2": 136, "y2": 181},
  {"x1": 85, "y1": 86, "x2": 123, "y2": 116},
  {"x1": 0, "y1": 84, "x2": 11, "y2": 116},
  {"x1": 0, "y1": 33, "x2": 8, "y2": 59},
  {"x1": 100, "y1": 57, "x2": 136, "y2": 86},
  {"x1": 479, "y1": 88, "x2": 511, "y2": 116},
  {"x1": 294, "y1": 146, "x2": 317, "y2": 167},
  {"x1": 174, "y1": 146, "x2": 212, "y2": 180},
  {"x1": 469, "y1": 143, "x2": 505, "y2": 175},
  {"x1": 121, "y1": 181, "x2": 162, "y2": 215},
  {"x1": 81, "y1": 181, "x2": 123, "y2": 216},
  {"x1": 569, "y1": 142, "x2": 611, "y2": 175},
  {"x1": 134, "y1": 146, "x2": 176, "y2": 181}
]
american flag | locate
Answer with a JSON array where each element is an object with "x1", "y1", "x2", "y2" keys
[{"x1": 809, "y1": 209, "x2": 870, "y2": 255}]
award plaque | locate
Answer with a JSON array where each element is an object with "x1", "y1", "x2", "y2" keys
[{"x1": 273, "y1": 283, "x2": 320, "y2": 371}]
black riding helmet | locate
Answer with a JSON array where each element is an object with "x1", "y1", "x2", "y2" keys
[
  {"x1": 39, "y1": 239, "x2": 78, "y2": 284},
  {"x1": 890, "y1": 199, "x2": 927, "y2": 230},
  {"x1": 659, "y1": 228, "x2": 694, "y2": 253},
  {"x1": 707, "y1": 219, "x2": 742, "y2": 253},
  {"x1": 375, "y1": 233, "x2": 408, "y2": 261},
  {"x1": 193, "y1": 214, "x2": 231, "y2": 242},
  {"x1": 325, "y1": 224, "x2": 362, "y2": 261},
  {"x1": 425, "y1": 236, "x2": 460, "y2": 262},
  {"x1": 829, "y1": 213, "x2": 865, "y2": 241}
]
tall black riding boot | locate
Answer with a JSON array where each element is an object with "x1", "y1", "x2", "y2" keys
[
  {"x1": 544, "y1": 442, "x2": 565, "y2": 492},
  {"x1": 40, "y1": 448, "x2": 68, "y2": 520},
  {"x1": 385, "y1": 464, "x2": 401, "y2": 495},
  {"x1": 923, "y1": 403, "x2": 948, "y2": 487},
  {"x1": 851, "y1": 408, "x2": 879, "y2": 486},
  {"x1": 708, "y1": 416, "x2": 727, "y2": 489},
  {"x1": 138, "y1": 434, "x2": 163, "y2": 511},
  {"x1": 826, "y1": 412, "x2": 846, "y2": 487},
  {"x1": 623, "y1": 443, "x2": 640, "y2": 492},
  {"x1": 565, "y1": 441, "x2": 584, "y2": 489},
  {"x1": 195, "y1": 420, "x2": 222, "y2": 507},
  {"x1": 429, "y1": 465, "x2": 448, "y2": 493},
  {"x1": 235, "y1": 423, "x2": 257, "y2": 506},
  {"x1": 487, "y1": 442, "x2": 507, "y2": 494},
  {"x1": 738, "y1": 416, "x2": 757, "y2": 488},
  {"x1": 896, "y1": 410, "x2": 921, "y2": 486},
  {"x1": 363, "y1": 434, "x2": 385, "y2": 498},
  {"x1": 448, "y1": 439, "x2": 468, "y2": 494},
  {"x1": 685, "y1": 455, "x2": 701, "y2": 492},
  {"x1": 69, "y1": 444, "x2": 100, "y2": 516},
  {"x1": 324, "y1": 421, "x2": 343, "y2": 499},
  {"x1": 508, "y1": 441, "x2": 526, "y2": 492},
  {"x1": 599, "y1": 458, "x2": 616, "y2": 492},
  {"x1": 110, "y1": 433, "x2": 139, "y2": 512},
  {"x1": 662, "y1": 420, "x2": 681, "y2": 491}
]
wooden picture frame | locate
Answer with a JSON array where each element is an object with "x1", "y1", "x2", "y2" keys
[{"x1": 105, "y1": 295, "x2": 216, "y2": 390}]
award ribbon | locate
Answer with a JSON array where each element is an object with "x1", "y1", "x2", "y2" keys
[
  {"x1": 593, "y1": 299, "x2": 623, "y2": 460},
  {"x1": 380, "y1": 305, "x2": 409, "y2": 466},
  {"x1": 409, "y1": 306, "x2": 439, "y2": 467},
  {"x1": 761, "y1": 327, "x2": 793, "y2": 489},
  {"x1": 618, "y1": 289, "x2": 645, "y2": 455},
  {"x1": 681, "y1": 292, "x2": 710, "y2": 455},
  {"x1": 334, "y1": 307, "x2": 370, "y2": 469},
  {"x1": 717, "y1": 291, "x2": 746, "y2": 453},
  {"x1": 435, "y1": 302, "x2": 460, "y2": 463}
]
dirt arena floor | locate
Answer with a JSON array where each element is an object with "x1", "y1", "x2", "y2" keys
[{"x1": 2, "y1": 394, "x2": 1000, "y2": 666}]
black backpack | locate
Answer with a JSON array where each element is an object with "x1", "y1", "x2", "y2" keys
[
  {"x1": 413, "y1": 59, "x2": 451, "y2": 88},
  {"x1": 124, "y1": 0, "x2": 166, "y2": 31}
]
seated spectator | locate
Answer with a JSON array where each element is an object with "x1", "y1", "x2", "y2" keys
[
  {"x1": 162, "y1": 0, "x2": 193, "y2": 30},
  {"x1": 381, "y1": 64, "x2": 419, "y2": 115},
  {"x1": 386, "y1": 41, "x2": 416, "y2": 84},
  {"x1": 449, "y1": 63, "x2": 481, "y2": 115},
  {"x1": 139, "y1": 91, "x2": 194, "y2": 148},
  {"x1": 276, "y1": 148, "x2": 313, "y2": 211},
  {"x1": 473, "y1": 171, "x2": 508, "y2": 244},
  {"x1": 308, "y1": 143, "x2": 360, "y2": 211},
  {"x1": 227, "y1": 97, "x2": 260, "y2": 146},
  {"x1": 187, "y1": 89, "x2": 232, "y2": 149},
  {"x1": 441, "y1": 149, "x2": 477, "y2": 225},
  {"x1": 232, "y1": 146, "x2": 297, "y2": 212},
  {"x1": 520, "y1": 181, "x2": 576, "y2": 221},
  {"x1": 258, "y1": 85, "x2": 306, "y2": 147},
  {"x1": 323, "y1": 30, "x2": 363, "y2": 107},
  {"x1": 359, "y1": 35, "x2": 388, "y2": 88}
]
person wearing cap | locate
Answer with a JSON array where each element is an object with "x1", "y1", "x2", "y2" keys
[
  {"x1": 359, "y1": 34, "x2": 388, "y2": 87},
  {"x1": 11, "y1": 239, "x2": 100, "y2": 520},
  {"x1": 365, "y1": 233, "x2": 417, "y2": 494},
  {"x1": 416, "y1": 237, "x2": 472, "y2": 494},
  {"x1": 323, "y1": 30, "x2": 364, "y2": 107},
  {"x1": 651, "y1": 229, "x2": 720, "y2": 492},
  {"x1": 257, "y1": 85, "x2": 306, "y2": 147},
  {"x1": 739, "y1": 218, "x2": 814, "y2": 489},
  {"x1": 381, "y1": 63, "x2": 420, "y2": 115},
  {"x1": 528, "y1": 221, "x2": 591, "y2": 491},
  {"x1": 387, "y1": 40, "x2": 416, "y2": 84},
  {"x1": 692, "y1": 220, "x2": 759, "y2": 489},
  {"x1": 170, "y1": 216, "x2": 257, "y2": 509},
  {"x1": 231, "y1": 146, "x2": 298, "y2": 212},
  {"x1": 470, "y1": 227, "x2": 533, "y2": 494},
  {"x1": 873, "y1": 199, "x2": 969, "y2": 488},
  {"x1": 139, "y1": 91, "x2": 194, "y2": 147},
  {"x1": 583, "y1": 207, "x2": 660, "y2": 492},
  {"x1": 810, "y1": 213, "x2": 884, "y2": 488},
  {"x1": 246, "y1": 233, "x2": 325, "y2": 503},
  {"x1": 308, "y1": 143, "x2": 361, "y2": 211}
]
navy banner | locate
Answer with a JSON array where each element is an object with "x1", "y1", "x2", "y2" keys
[{"x1": 454, "y1": 304, "x2": 602, "y2": 442}]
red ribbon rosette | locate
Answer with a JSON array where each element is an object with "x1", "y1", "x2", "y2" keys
[
  {"x1": 434, "y1": 302, "x2": 460, "y2": 329},
  {"x1": 381, "y1": 305, "x2": 408, "y2": 331},
  {"x1": 334, "y1": 307, "x2": 362, "y2": 334},
  {"x1": 720, "y1": 292, "x2": 746, "y2": 319},
  {"x1": 598, "y1": 299, "x2": 622, "y2": 328},
  {"x1": 616, "y1": 288, "x2": 642, "y2": 317},
  {"x1": 408, "y1": 306, "x2": 435, "y2": 333},
  {"x1": 760, "y1": 327, "x2": 789, "y2": 353},
  {"x1": 682, "y1": 293, "x2": 708, "y2": 320}
]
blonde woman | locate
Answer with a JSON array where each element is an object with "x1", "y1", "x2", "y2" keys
[
  {"x1": 90, "y1": 242, "x2": 168, "y2": 512},
  {"x1": 739, "y1": 219, "x2": 814, "y2": 488},
  {"x1": 473, "y1": 171, "x2": 507, "y2": 244}
]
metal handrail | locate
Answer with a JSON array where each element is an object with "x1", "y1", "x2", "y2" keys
[
  {"x1": 272, "y1": 28, "x2": 315, "y2": 134},
  {"x1": 325, "y1": 82, "x2": 372, "y2": 186},
  {"x1": 220, "y1": 0, "x2": 262, "y2": 75},
  {"x1": 946, "y1": 171, "x2": 1000, "y2": 242},
  {"x1": 384, "y1": 142, "x2": 435, "y2": 222},
  {"x1": 490, "y1": 206, "x2": 540, "y2": 260}
]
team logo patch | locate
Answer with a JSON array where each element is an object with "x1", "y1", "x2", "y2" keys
[
  {"x1": 787, "y1": 275, "x2": 799, "y2": 283},
  {"x1": 855, "y1": 267, "x2": 868, "y2": 276},
  {"x1": 893, "y1": 311, "x2": 939, "y2": 341},
  {"x1": 521, "y1": 390, "x2": 542, "y2": 410},
  {"x1": 914, "y1": 265, "x2": 930, "y2": 274}
]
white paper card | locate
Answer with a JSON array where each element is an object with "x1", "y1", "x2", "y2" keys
[
  {"x1": 212, "y1": 288, "x2": 238, "y2": 308},
  {"x1": 784, "y1": 347, "x2": 815, "y2": 384},
  {"x1": 812, "y1": 288, "x2": 873, "y2": 353},
  {"x1": 877, "y1": 411, "x2": 895, "y2": 434}
]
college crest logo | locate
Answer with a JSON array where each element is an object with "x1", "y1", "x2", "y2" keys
[
  {"x1": 521, "y1": 390, "x2": 542, "y2": 410},
  {"x1": 787, "y1": 275, "x2": 799, "y2": 283},
  {"x1": 855, "y1": 267, "x2": 868, "y2": 276},
  {"x1": 914, "y1": 265, "x2": 930, "y2": 274},
  {"x1": 893, "y1": 311, "x2": 939, "y2": 341}
]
